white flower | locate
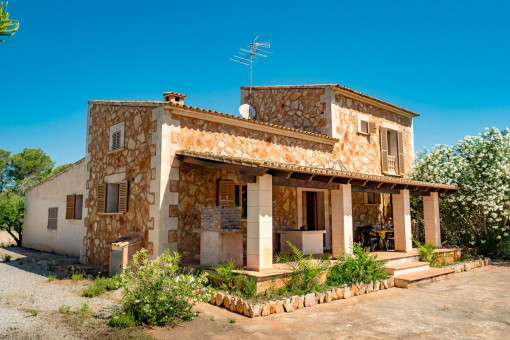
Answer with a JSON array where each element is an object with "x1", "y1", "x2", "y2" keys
[{"x1": 497, "y1": 235, "x2": 502, "y2": 239}]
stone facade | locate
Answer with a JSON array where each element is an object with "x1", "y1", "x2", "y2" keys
[
  {"x1": 175, "y1": 116, "x2": 342, "y2": 171},
  {"x1": 351, "y1": 192, "x2": 392, "y2": 227},
  {"x1": 83, "y1": 103, "x2": 158, "y2": 268},
  {"x1": 241, "y1": 85, "x2": 415, "y2": 178},
  {"x1": 333, "y1": 92, "x2": 414, "y2": 177},
  {"x1": 273, "y1": 186, "x2": 298, "y2": 251},
  {"x1": 242, "y1": 87, "x2": 329, "y2": 135}
]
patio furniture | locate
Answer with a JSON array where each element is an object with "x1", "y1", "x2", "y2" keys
[
  {"x1": 371, "y1": 229, "x2": 393, "y2": 250},
  {"x1": 356, "y1": 225, "x2": 379, "y2": 251},
  {"x1": 384, "y1": 231, "x2": 395, "y2": 251}
]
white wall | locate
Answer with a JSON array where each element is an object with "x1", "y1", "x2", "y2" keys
[{"x1": 23, "y1": 160, "x2": 86, "y2": 257}]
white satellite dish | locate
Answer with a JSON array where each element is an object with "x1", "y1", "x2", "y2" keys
[{"x1": 239, "y1": 103, "x2": 256, "y2": 119}]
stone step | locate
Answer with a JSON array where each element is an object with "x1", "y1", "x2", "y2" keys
[
  {"x1": 385, "y1": 261, "x2": 430, "y2": 276},
  {"x1": 394, "y1": 267, "x2": 455, "y2": 289},
  {"x1": 383, "y1": 256, "x2": 421, "y2": 267}
]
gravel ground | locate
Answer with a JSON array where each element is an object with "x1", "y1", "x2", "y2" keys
[{"x1": 0, "y1": 247, "x2": 122, "y2": 340}]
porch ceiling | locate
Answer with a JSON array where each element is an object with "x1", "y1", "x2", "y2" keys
[{"x1": 176, "y1": 149, "x2": 459, "y2": 195}]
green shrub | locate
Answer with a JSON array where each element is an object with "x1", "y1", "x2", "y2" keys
[
  {"x1": 83, "y1": 275, "x2": 122, "y2": 297},
  {"x1": 2, "y1": 254, "x2": 11, "y2": 262},
  {"x1": 208, "y1": 261, "x2": 257, "y2": 299},
  {"x1": 48, "y1": 275, "x2": 56, "y2": 282},
  {"x1": 228, "y1": 318, "x2": 236, "y2": 324},
  {"x1": 109, "y1": 311, "x2": 136, "y2": 328},
  {"x1": 285, "y1": 241, "x2": 329, "y2": 295},
  {"x1": 327, "y1": 243, "x2": 388, "y2": 286},
  {"x1": 120, "y1": 249, "x2": 210, "y2": 326},
  {"x1": 31, "y1": 309, "x2": 38, "y2": 316},
  {"x1": 18, "y1": 258, "x2": 24, "y2": 265}
]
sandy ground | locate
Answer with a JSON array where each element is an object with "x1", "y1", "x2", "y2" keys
[
  {"x1": 149, "y1": 265, "x2": 510, "y2": 340},
  {"x1": 0, "y1": 247, "x2": 122, "y2": 340}
]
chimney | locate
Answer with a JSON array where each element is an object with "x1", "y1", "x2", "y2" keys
[{"x1": 163, "y1": 92, "x2": 186, "y2": 106}]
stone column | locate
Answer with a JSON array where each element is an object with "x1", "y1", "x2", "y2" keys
[
  {"x1": 392, "y1": 189, "x2": 412, "y2": 252},
  {"x1": 423, "y1": 192, "x2": 441, "y2": 248},
  {"x1": 331, "y1": 184, "x2": 353, "y2": 256},
  {"x1": 247, "y1": 174, "x2": 273, "y2": 271}
]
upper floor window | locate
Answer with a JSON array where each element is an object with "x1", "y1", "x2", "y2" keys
[
  {"x1": 357, "y1": 114, "x2": 376, "y2": 135},
  {"x1": 380, "y1": 127, "x2": 404, "y2": 175},
  {"x1": 97, "y1": 181, "x2": 128, "y2": 214},
  {"x1": 66, "y1": 194, "x2": 83, "y2": 219},
  {"x1": 109, "y1": 122, "x2": 125, "y2": 152}
]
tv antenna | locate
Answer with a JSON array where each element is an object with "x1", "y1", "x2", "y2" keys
[{"x1": 230, "y1": 36, "x2": 271, "y2": 118}]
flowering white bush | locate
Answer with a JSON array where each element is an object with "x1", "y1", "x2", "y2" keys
[
  {"x1": 120, "y1": 248, "x2": 210, "y2": 326},
  {"x1": 411, "y1": 127, "x2": 510, "y2": 258}
]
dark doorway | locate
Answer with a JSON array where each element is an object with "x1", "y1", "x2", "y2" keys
[{"x1": 305, "y1": 191, "x2": 318, "y2": 230}]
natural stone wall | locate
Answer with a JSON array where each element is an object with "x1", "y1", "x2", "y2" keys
[
  {"x1": 209, "y1": 277, "x2": 395, "y2": 318},
  {"x1": 351, "y1": 192, "x2": 392, "y2": 227},
  {"x1": 84, "y1": 103, "x2": 158, "y2": 268},
  {"x1": 273, "y1": 186, "x2": 298, "y2": 251},
  {"x1": 333, "y1": 93, "x2": 414, "y2": 177},
  {"x1": 176, "y1": 116, "x2": 342, "y2": 170},
  {"x1": 242, "y1": 87, "x2": 328, "y2": 135}
]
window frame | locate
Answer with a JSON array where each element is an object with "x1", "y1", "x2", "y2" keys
[
  {"x1": 98, "y1": 181, "x2": 128, "y2": 215},
  {"x1": 108, "y1": 122, "x2": 125, "y2": 153},
  {"x1": 364, "y1": 192, "x2": 381, "y2": 205}
]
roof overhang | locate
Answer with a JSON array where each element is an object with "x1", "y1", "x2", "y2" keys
[
  {"x1": 165, "y1": 105, "x2": 338, "y2": 146},
  {"x1": 176, "y1": 150, "x2": 459, "y2": 195}
]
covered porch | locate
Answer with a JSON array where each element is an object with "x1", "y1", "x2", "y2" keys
[{"x1": 176, "y1": 149, "x2": 459, "y2": 272}]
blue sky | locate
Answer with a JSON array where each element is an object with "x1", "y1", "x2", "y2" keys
[{"x1": 1, "y1": 0, "x2": 509, "y2": 166}]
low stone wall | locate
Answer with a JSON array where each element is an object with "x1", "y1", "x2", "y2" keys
[
  {"x1": 209, "y1": 277, "x2": 395, "y2": 318},
  {"x1": 444, "y1": 258, "x2": 490, "y2": 273}
]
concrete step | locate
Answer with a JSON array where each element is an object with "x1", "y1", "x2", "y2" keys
[
  {"x1": 394, "y1": 267, "x2": 455, "y2": 288},
  {"x1": 385, "y1": 261, "x2": 430, "y2": 276}
]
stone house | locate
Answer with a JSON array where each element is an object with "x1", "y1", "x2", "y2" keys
[{"x1": 23, "y1": 85, "x2": 457, "y2": 271}]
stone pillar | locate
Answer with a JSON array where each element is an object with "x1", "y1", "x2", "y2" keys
[
  {"x1": 423, "y1": 192, "x2": 441, "y2": 248},
  {"x1": 392, "y1": 189, "x2": 412, "y2": 252},
  {"x1": 331, "y1": 184, "x2": 353, "y2": 256},
  {"x1": 247, "y1": 174, "x2": 273, "y2": 271}
]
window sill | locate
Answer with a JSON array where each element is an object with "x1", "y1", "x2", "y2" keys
[
  {"x1": 98, "y1": 212, "x2": 125, "y2": 216},
  {"x1": 107, "y1": 148, "x2": 125, "y2": 155},
  {"x1": 357, "y1": 131, "x2": 370, "y2": 136},
  {"x1": 382, "y1": 173, "x2": 404, "y2": 178}
]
